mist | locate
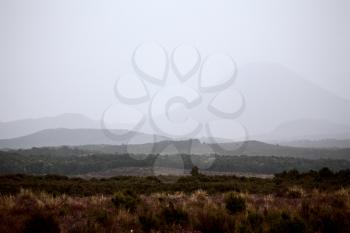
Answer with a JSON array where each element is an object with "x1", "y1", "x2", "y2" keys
[{"x1": 1, "y1": 0, "x2": 350, "y2": 141}]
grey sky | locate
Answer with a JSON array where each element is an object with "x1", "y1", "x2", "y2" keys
[{"x1": 1, "y1": 0, "x2": 350, "y2": 123}]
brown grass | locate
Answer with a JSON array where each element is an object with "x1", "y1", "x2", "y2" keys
[{"x1": 0, "y1": 188, "x2": 349, "y2": 233}]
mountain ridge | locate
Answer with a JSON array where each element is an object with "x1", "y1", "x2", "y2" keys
[{"x1": 0, "y1": 128, "x2": 169, "y2": 149}]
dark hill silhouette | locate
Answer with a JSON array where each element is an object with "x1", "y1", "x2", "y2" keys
[
  {"x1": 0, "y1": 128, "x2": 168, "y2": 149},
  {"x1": 76, "y1": 139, "x2": 350, "y2": 160},
  {"x1": 0, "y1": 113, "x2": 99, "y2": 139}
]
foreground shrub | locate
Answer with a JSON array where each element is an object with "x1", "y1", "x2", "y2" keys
[
  {"x1": 0, "y1": 185, "x2": 350, "y2": 233},
  {"x1": 191, "y1": 166, "x2": 200, "y2": 176},
  {"x1": 111, "y1": 190, "x2": 139, "y2": 211},
  {"x1": 247, "y1": 211, "x2": 264, "y2": 227},
  {"x1": 160, "y1": 202, "x2": 188, "y2": 225},
  {"x1": 88, "y1": 208, "x2": 111, "y2": 226},
  {"x1": 307, "y1": 205, "x2": 350, "y2": 233},
  {"x1": 23, "y1": 212, "x2": 60, "y2": 233},
  {"x1": 138, "y1": 212, "x2": 160, "y2": 233},
  {"x1": 236, "y1": 211, "x2": 264, "y2": 233},
  {"x1": 286, "y1": 186, "x2": 305, "y2": 198},
  {"x1": 267, "y1": 212, "x2": 306, "y2": 233},
  {"x1": 192, "y1": 204, "x2": 236, "y2": 233},
  {"x1": 224, "y1": 192, "x2": 246, "y2": 214}
]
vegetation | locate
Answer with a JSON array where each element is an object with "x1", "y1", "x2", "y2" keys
[
  {"x1": 0, "y1": 169, "x2": 349, "y2": 232},
  {"x1": 190, "y1": 166, "x2": 199, "y2": 176},
  {"x1": 0, "y1": 168, "x2": 349, "y2": 196},
  {"x1": 1, "y1": 149, "x2": 350, "y2": 176},
  {"x1": 111, "y1": 190, "x2": 139, "y2": 211},
  {"x1": 224, "y1": 192, "x2": 246, "y2": 214},
  {"x1": 0, "y1": 187, "x2": 349, "y2": 233},
  {"x1": 1, "y1": 146, "x2": 350, "y2": 233}
]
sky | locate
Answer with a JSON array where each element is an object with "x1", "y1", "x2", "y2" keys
[{"x1": 0, "y1": 0, "x2": 350, "y2": 123}]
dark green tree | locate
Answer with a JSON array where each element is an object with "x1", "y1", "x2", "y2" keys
[{"x1": 191, "y1": 166, "x2": 199, "y2": 176}]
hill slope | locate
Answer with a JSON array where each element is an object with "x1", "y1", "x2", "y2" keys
[
  {"x1": 0, "y1": 128, "x2": 168, "y2": 149},
  {"x1": 0, "y1": 113, "x2": 99, "y2": 139}
]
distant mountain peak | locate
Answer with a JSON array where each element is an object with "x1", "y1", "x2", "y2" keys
[{"x1": 0, "y1": 113, "x2": 99, "y2": 139}]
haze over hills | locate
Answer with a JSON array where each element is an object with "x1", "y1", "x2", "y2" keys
[
  {"x1": 112, "y1": 62, "x2": 350, "y2": 144},
  {"x1": 0, "y1": 113, "x2": 99, "y2": 139},
  {"x1": 75, "y1": 139, "x2": 350, "y2": 160},
  {"x1": 1, "y1": 63, "x2": 350, "y2": 148},
  {"x1": 235, "y1": 63, "x2": 350, "y2": 137},
  {"x1": 1, "y1": 126, "x2": 350, "y2": 150},
  {"x1": 277, "y1": 139, "x2": 350, "y2": 149},
  {"x1": 258, "y1": 119, "x2": 350, "y2": 148},
  {"x1": 0, "y1": 118, "x2": 350, "y2": 150},
  {"x1": 0, "y1": 128, "x2": 168, "y2": 149},
  {"x1": 262, "y1": 119, "x2": 350, "y2": 141},
  {"x1": 0, "y1": 113, "x2": 135, "y2": 140},
  {"x1": 2, "y1": 138, "x2": 349, "y2": 162}
]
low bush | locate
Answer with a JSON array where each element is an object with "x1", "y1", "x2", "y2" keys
[
  {"x1": 193, "y1": 204, "x2": 236, "y2": 233},
  {"x1": 23, "y1": 212, "x2": 60, "y2": 233},
  {"x1": 0, "y1": 169, "x2": 349, "y2": 233},
  {"x1": 138, "y1": 212, "x2": 160, "y2": 233},
  {"x1": 160, "y1": 202, "x2": 188, "y2": 225},
  {"x1": 236, "y1": 211, "x2": 264, "y2": 233},
  {"x1": 111, "y1": 190, "x2": 139, "y2": 211},
  {"x1": 286, "y1": 186, "x2": 305, "y2": 198},
  {"x1": 267, "y1": 212, "x2": 306, "y2": 233},
  {"x1": 224, "y1": 192, "x2": 246, "y2": 214}
]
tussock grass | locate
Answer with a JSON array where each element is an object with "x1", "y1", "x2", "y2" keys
[{"x1": 0, "y1": 188, "x2": 349, "y2": 233}]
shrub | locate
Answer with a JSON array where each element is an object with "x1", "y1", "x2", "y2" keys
[
  {"x1": 224, "y1": 192, "x2": 246, "y2": 214},
  {"x1": 23, "y1": 213, "x2": 60, "y2": 233},
  {"x1": 138, "y1": 213, "x2": 160, "y2": 233},
  {"x1": 89, "y1": 208, "x2": 109, "y2": 225},
  {"x1": 236, "y1": 211, "x2": 264, "y2": 233},
  {"x1": 267, "y1": 212, "x2": 306, "y2": 233},
  {"x1": 247, "y1": 211, "x2": 264, "y2": 229},
  {"x1": 160, "y1": 202, "x2": 188, "y2": 225},
  {"x1": 191, "y1": 166, "x2": 199, "y2": 176},
  {"x1": 308, "y1": 205, "x2": 350, "y2": 233},
  {"x1": 111, "y1": 190, "x2": 139, "y2": 211},
  {"x1": 190, "y1": 190, "x2": 208, "y2": 204},
  {"x1": 286, "y1": 186, "x2": 305, "y2": 198},
  {"x1": 319, "y1": 167, "x2": 333, "y2": 178},
  {"x1": 193, "y1": 204, "x2": 236, "y2": 233}
]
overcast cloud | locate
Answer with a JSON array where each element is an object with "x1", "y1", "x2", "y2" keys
[{"x1": 1, "y1": 0, "x2": 350, "y2": 123}]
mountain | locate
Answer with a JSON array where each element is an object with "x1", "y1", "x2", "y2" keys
[
  {"x1": 137, "y1": 62, "x2": 350, "y2": 141},
  {"x1": 76, "y1": 139, "x2": 350, "y2": 160},
  {"x1": 262, "y1": 119, "x2": 350, "y2": 141},
  {"x1": 0, "y1": 128, "x2": 168, "y2": 149},
  {"x1": 2, "y1": 63, "x2": 350, "y2": 142},
  {"x1": 276, "y1": 139, "x2": 350, "y2": 149},
  {"x1": 0, "y1": 113, "x2": 99, "y2": 139},
  {"x1": 235, "y1": 63, "x2": 350, "y2": 137},
  {"x1": 256, "y1": 119, "x2": 350, "y2": 148}
]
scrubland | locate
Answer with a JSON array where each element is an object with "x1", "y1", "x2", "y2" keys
[
  {"x1": 0, "y1": 187, "x2": 349, "y2": 233},
  {"x1": 0, "y1": 168, "x2": 350, "y2": 233}
]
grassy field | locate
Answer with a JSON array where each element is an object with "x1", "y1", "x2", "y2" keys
[
  {"x1": 0, "y1": 187, "x2": 349, "y2": 233},
  {"x1": 0, "y1": 168, "x2": 350, "y2": 232}
]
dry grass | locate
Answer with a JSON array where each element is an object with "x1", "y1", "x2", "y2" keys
[{"x1": 0, "y1": 188, "x2": 349, "y2": 233}]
